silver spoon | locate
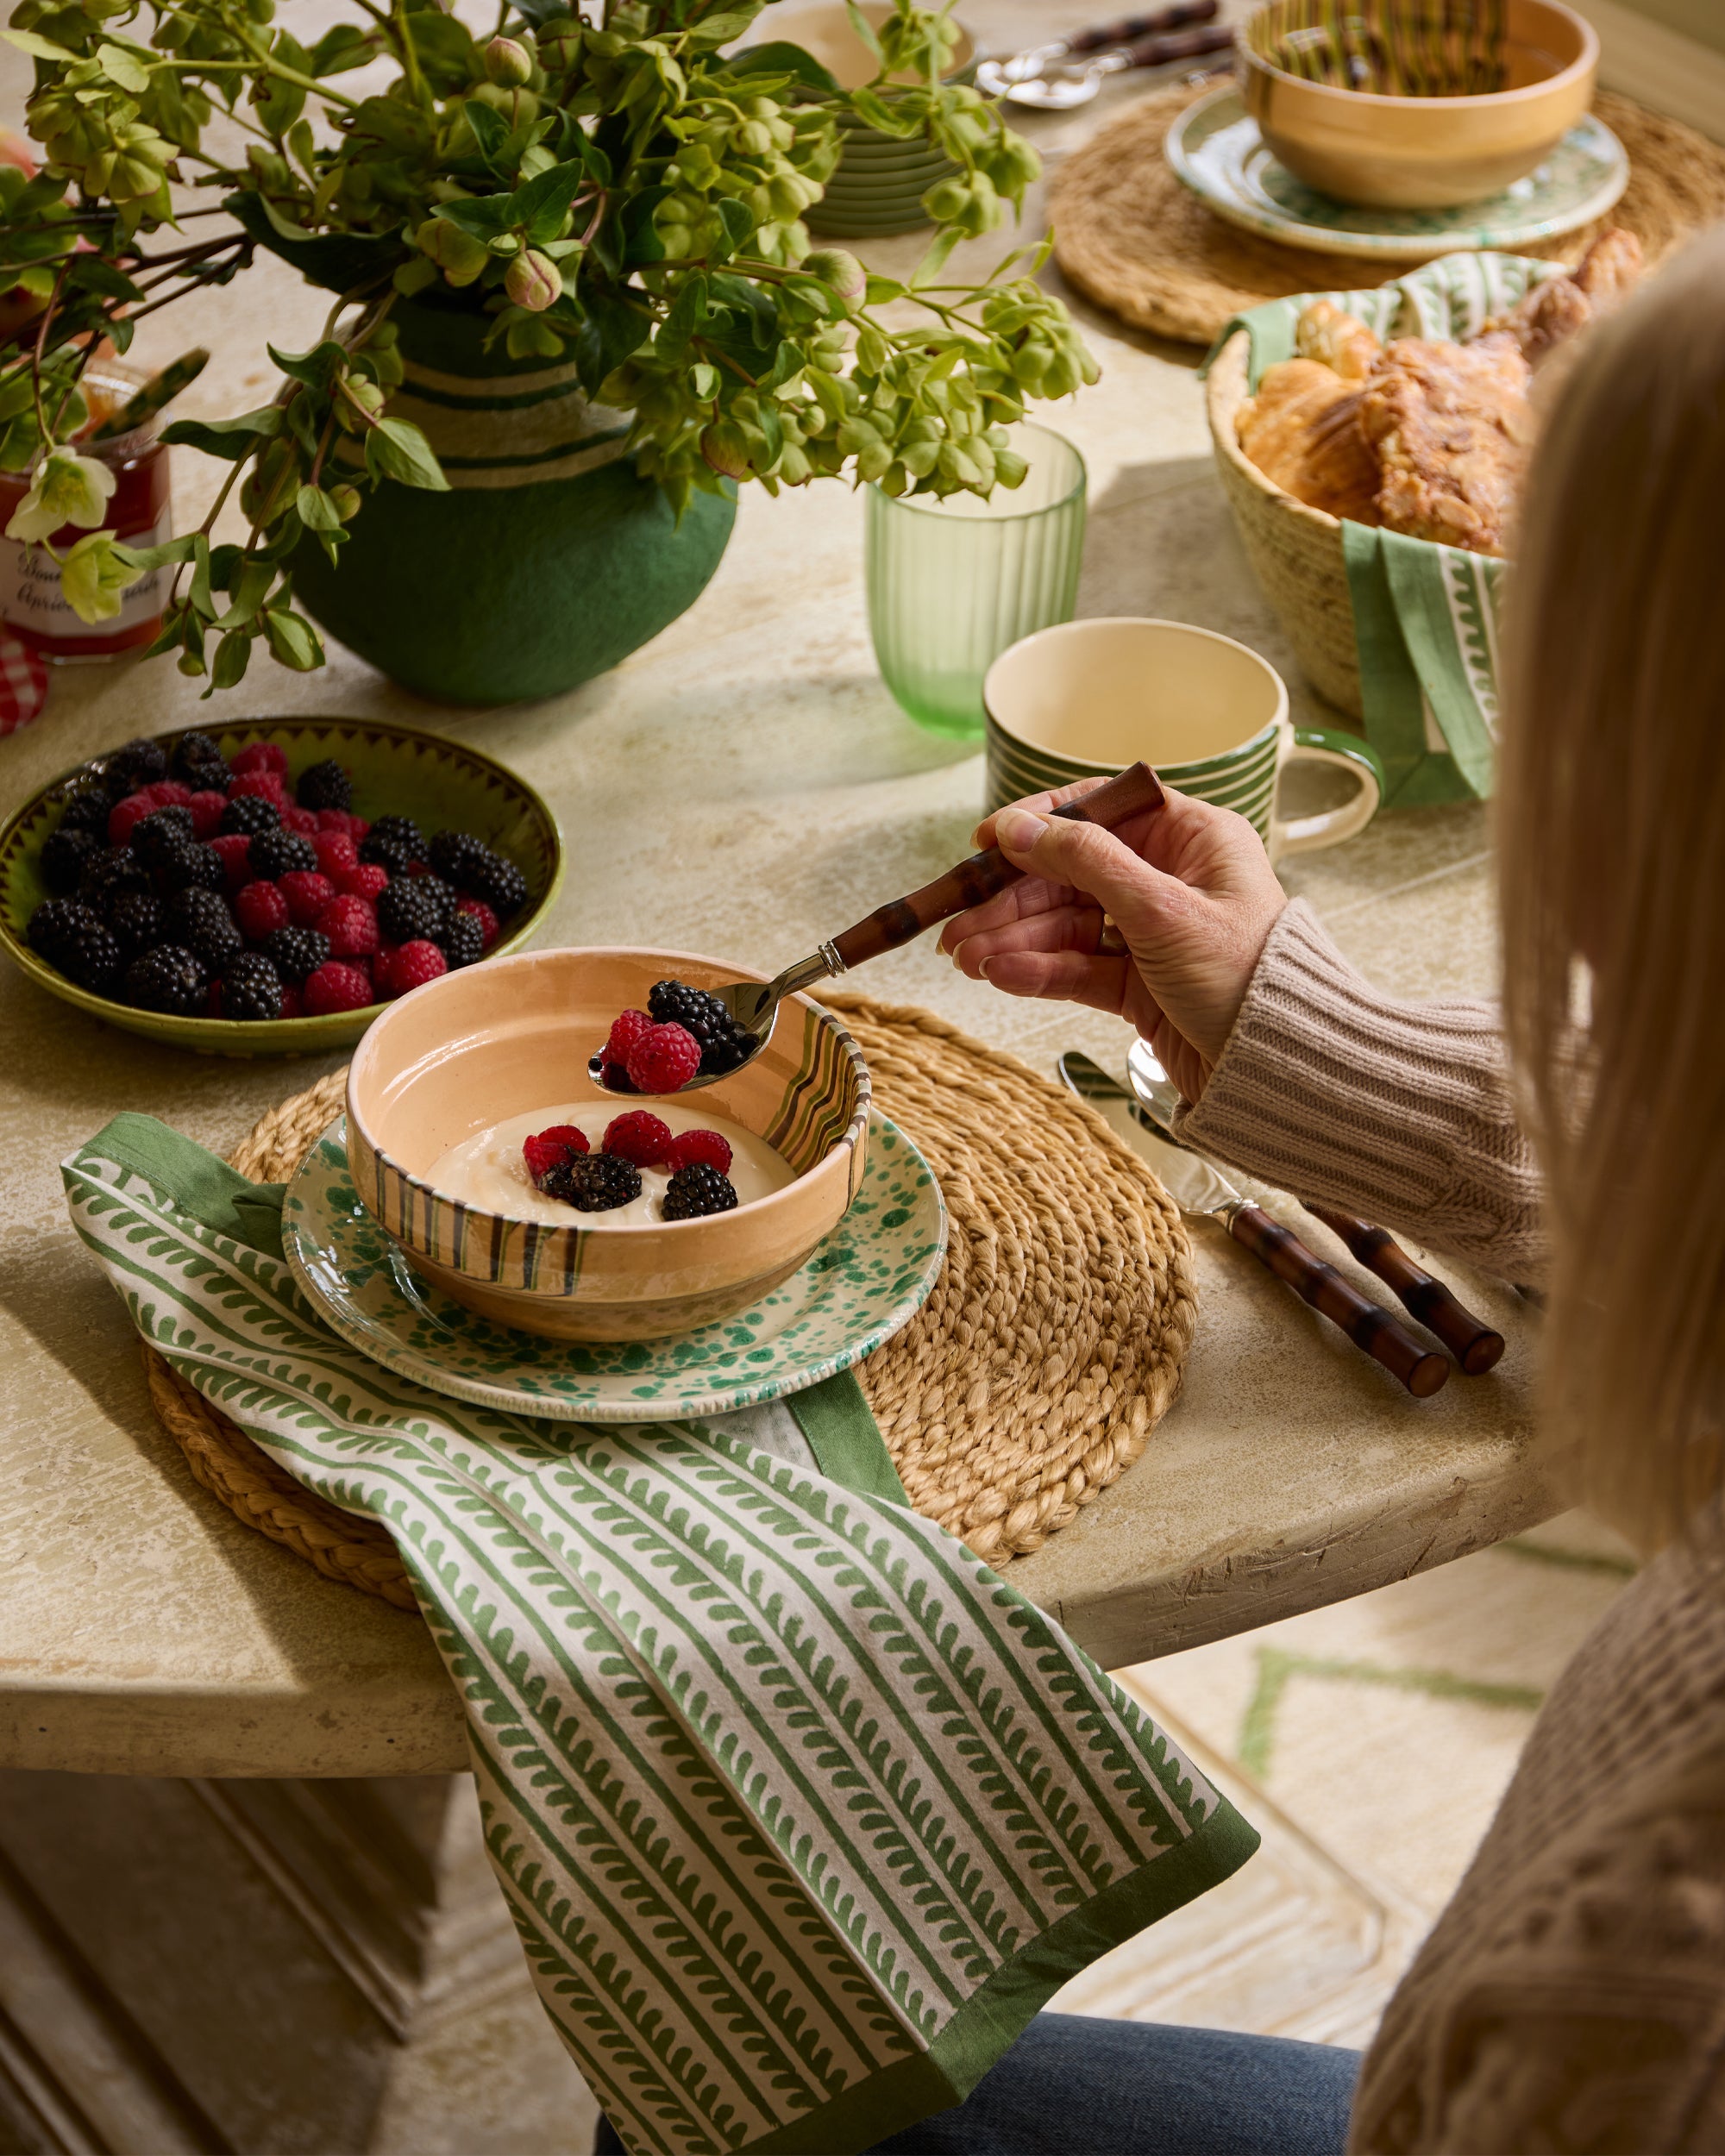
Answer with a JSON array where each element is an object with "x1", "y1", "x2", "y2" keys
[
  {"x1": 980, "y1": 22, "x2": 1233, "y2": 108},
  {"x1": 589, "y1": 761, "x2": 1166, "y2": 1097}
]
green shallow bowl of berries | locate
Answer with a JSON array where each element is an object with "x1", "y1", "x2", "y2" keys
[{"x1": 0, "y1": 716, "x2": 564, "y2": 1058}]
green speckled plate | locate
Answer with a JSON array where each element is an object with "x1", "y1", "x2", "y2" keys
[
  {"x1": 1166, "y1": 85, "x2": 1628, "y2": 260},
  {"x1": 281, "y1": 1111, "x2": 947, "y2": 1422},
  {"x1": 0, "y1": 716, "x2": 563, "y2": 1057}
]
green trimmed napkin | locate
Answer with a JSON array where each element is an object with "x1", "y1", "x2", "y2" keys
[
  {"x1": 1204, "y1": 250, "x2": 1552, "y2": 809},
  {"x1": 66, "y1": 1114, "x2": 1258, "y2": 2156}
]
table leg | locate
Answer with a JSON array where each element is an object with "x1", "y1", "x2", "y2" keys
[{"x1": 0, "y1": 1770, "x2": 598, "y2": 2154}]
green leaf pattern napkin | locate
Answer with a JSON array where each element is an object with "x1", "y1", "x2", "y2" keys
[{"x1": 65, "y1": 1119, "x2": 1258, "y2": 2156}]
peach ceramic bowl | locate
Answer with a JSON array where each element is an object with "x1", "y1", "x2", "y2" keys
[
  {"x1": 1240, "y1": 0, "x2": 1597, "y2": 210},
  {"x1": 344, "y1": 948, "x2": 871, "y2": 1342}
]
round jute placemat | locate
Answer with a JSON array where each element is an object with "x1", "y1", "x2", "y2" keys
[
  {"x1": 143, "y1": 1000, "x2": 1195, "y2": 1613},
  {"x1": 1051, "y1": 85, "x2": 1725, "y2": 347}
]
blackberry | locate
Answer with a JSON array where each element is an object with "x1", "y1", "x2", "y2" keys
[
  {"x1": 262, "y1": 924, "x2": 329, "y2": 984},
  {"x1": 428, "y1": 829, "x2": 490, "y2": 887},
  {"x1": 662, "y1": 1163, "x2": 738, "y2": 1220},
  {"x1": 440, "y1": 910, "x2": 485, "y2": 969},
  {"x1": 359, "y1": 816, "x2": 426, "y2": 875},
  {"x1": 169, "y1": 729, "x2": 229, "y2": 791},
  {"x1": 158, "y1": 841, "x2": 225, "y2": 896},
  {"x1": 109, "y1": 888, "x2": 166, "y2": 960},
  {"x1": 54, "y1": 913, "x2": 122, "y2": 993},
  {"x1": 647, "y1": 979, "x2": 750, "y2": 1076},
  {"x1": 544, "y1": 1150, "x2": 642, "y2": 1213},
  {"x1": 124, "y1": 943, "x2": 206, "y2": 1015},
  {"x1": 78, "y1": 846, "x2": 152, "y2": 917},
  {"x1": 220, "y1": 793, "x2": 280, "y2": 837},
  {"x1": 295, "y1": 758, "x2": 351, "y2": 812},
  {"x1": 107, "y1": 736, "x2": 167, "y2": 790},
  {"x1": 40, "y1": 825, "x2": 98, "y2": 894},
  {"x1": 248, "y1": 827, "x2": 317, "y2": 881},
  {"x1": 377, "y1": 874, "x2": 452, "y2": 945},
  {"x1": 131, "y1": 805, "x2": 196, "y2": 870},
  {"x1": 28, "y1": 897, "x2": 99, "y2": 962},
  {"x1": 222, "y1": 950, "x2": 283, "y2": 1022},
  {"x1": 166, "y1": 887, "x2": 242, "y2": 974},
  {"x1": 466, "y1": 849, "x2": 527, "y2": 918},
  {"x1": 57, "y1": 782, "x2": 117, "y2": 837}
]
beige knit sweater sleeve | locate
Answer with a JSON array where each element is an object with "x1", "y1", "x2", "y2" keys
[{"x1": 1174, "y1": 899, "x2": 1546, "y2": 1281}]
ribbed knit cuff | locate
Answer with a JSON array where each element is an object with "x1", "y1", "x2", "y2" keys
[{"x1": 1176, "y1": 900, "x2": 1546, "y2": 1279}]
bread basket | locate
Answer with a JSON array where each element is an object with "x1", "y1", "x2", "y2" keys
[{"x1": 1207, "y1": 328, "x2": 1364, "y2": 718}]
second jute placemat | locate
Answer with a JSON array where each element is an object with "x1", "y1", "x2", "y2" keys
[
  {"x1": 144, "y1": 998, "x2": 1195, "y2": 1614},
  {"x1": 1051, "y1": 85, "x2": 1725, "y2": 347}
]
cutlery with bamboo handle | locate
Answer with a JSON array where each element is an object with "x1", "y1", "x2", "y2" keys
[{"x1": 1303, "y1": 1206, "x2": 1503, "y2": 1373}]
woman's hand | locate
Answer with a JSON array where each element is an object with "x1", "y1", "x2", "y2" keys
[{"x1": 939, "y1": 780, "x2": 1287, "y2": 1102}]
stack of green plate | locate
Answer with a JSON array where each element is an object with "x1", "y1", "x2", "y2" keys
[{"x1": 807, "y1": 107, "x2": 962, "y2": 236}]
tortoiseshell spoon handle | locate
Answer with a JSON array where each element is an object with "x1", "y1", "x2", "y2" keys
[{"x1": 1307, "y1": 1206, "x2": 1505, "y2": 1375}]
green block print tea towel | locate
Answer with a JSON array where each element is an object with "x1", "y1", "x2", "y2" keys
[
  {"x1": 1206, "y1": 250, "x2": 1553, "y2": 808},
  {"x1": 66, "y1": 1115, "x2": 1258, "y2": 2156}
]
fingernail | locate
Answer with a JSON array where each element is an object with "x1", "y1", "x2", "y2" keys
[
  {"x1": 978, "y1": 957, "x2": 994, "y2": 981},
  {"x1": 995, "y1": 807, "x2": 1047, "y2": 853}
]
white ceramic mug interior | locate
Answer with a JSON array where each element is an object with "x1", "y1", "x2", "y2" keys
[{"x1": 983, "y1": 617, "x2": 1381, "y2": 857}]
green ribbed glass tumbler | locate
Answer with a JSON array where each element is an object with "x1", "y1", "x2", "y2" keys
[{"x1": 865, "y1": 424, "x2": 1087, "y2": 740}]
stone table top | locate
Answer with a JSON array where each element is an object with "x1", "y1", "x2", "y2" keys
[{"x1": 0, "y1": 7, "x2": 1552, "y2": 1777}]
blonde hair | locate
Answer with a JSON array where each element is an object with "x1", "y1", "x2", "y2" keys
[{"x1": 1499, "y1": 226, "x2": 1725, "y2": 1551}]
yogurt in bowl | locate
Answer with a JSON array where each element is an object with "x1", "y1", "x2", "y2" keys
[{"x1": 343, "y1": 946, "x2": 871, "y2": 1343}]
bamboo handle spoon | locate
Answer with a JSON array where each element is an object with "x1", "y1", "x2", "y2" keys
[{"x1": 592, "y1": 761, "x2": 1167, "y2": 1096}]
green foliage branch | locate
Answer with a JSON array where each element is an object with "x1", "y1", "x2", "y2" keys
[{"x1": 0, "y1": 0, "x2": 1097, "y2": 689}]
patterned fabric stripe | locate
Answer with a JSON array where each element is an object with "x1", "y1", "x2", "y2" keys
[{"x1": 64, "y1": 1144, "x2": 1257, "y2": 2156}]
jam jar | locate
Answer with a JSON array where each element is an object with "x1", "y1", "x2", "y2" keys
[{"x1": 0, "y1": 368, "x2": 173, "y2": 661}]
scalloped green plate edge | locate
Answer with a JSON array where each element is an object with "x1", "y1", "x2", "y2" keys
[{"x1": 280, "y1": 1110, "x2": 949, "y2": 1423}]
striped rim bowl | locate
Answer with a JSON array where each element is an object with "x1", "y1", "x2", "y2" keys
[{"x1": 345, "y1": 946, "x2": 873, "y2": 1342}]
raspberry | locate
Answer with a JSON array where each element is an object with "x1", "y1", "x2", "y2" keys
[
  {"x1": 204, "y1": 981, "x2": 223, "y2": 1018},
  {"x1": 601, "y1": 1063, "x2": 637, "y2": 1094},
  {"x1": 210, "y1": 832, "x2": 254, "y2": 893},
  {"x1": 230, "y1": 742, "x2": 288, "y2": 779},
  {"x1": 605, "y1": 1008, "x2": 654, "y2": 1064},
  {"x1": 313, "y1": 831, "x2": 359, "y2": 880},
  {"x1": 278, "y1": 805, "x2": 316, "y2": 837},
  {"x1": 235, "y1": 880, "x2": 290, "y2": 939},
  {"x1": 317, "y1": 893, "x2": 379, "y2": 957},
  {"x1": 455, "y1": 897, "x2": 500, "y2": 950},
  {"x1": 304, "y1": 961, "x2": 375, "y2": 1016},
  {"x1": 279, "y1": 984, "x2": 303, "y2": 1018},
  {"x1": 625, "y1": 1022, "x2": 700, "y2": 1094},
  {"x1": 376, "y1": 939, "x2": 446, "y2": 998},
  {"x1": 185, "y1": 789, "x2": 228, "y2": 839},
  {"x1": 278, "y1": 868, "x2": 336, "y2": 925},
  {"x1": 335, "y1": 862, "x2": 389, "y2": 903},
  {"x1": 524, "y1": 1124, "x2": 591, "y2": 1188},
  {"x1": 602, "y1": 1110, "x2": 673, "y2": 1166},
  {"x1": 316, "y1": 806, "x2": 362, "y2": 837},
  {"x1": 666, "y1": 1128, "x2": 733, "y2": 1176},
  {"x1": 662, "y1": 1163, "x2": 738, "y2": 1220},
  {"x1": 297, "y1": 759, "x2": 351, "y2": 812},
  {"x1": 229, "y1": 770, "x2": 289, "y2": 808}
]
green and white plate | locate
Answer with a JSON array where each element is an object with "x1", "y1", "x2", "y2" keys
[
  {"x1": 1165, "y1": 85, "x2": 1628, "y2": 260},
  {"x1": 281, "y1": 1112, "x2": 947, "y2": 1423}
]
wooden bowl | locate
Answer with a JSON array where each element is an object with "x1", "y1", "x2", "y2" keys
[
  {"x1": 344, "y1": 947, "x2": 872, "y2": 1342},
  {"x1": 1240, "y1": 0, "x2": 1597, "y2": 210}
]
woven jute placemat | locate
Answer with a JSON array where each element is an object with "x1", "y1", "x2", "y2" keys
[
  {"x1": 143, "y1": 999, "x2": 1195, "y2": 1614},
  {"x1": 1051, "y1": 85, "x2": 1725, "y2": 347}
]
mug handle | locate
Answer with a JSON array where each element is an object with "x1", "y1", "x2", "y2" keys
[{"x1": 1275, "y1": 727, "x2": 1383, "y2": 856}]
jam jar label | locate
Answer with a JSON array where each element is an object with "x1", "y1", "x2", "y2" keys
[{"x1": 0, "y1": 510, "x2": 171, "y2": 639}]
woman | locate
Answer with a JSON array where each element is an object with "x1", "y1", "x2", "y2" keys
[{"x1": 888, "y1": 226, "x2": 1725, "y2": 2153}]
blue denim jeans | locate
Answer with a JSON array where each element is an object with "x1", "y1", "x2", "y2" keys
[{"x1": 592, "y1": 2015, "x2": 1360, "y2": 2156}]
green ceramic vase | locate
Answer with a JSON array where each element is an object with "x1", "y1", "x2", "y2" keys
[{"x1": 292, "y1": 295, "x2": 735, "y2": 707}]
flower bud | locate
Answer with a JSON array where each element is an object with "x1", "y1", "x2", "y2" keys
[
  {"x1": 800, "y1": 248, "x2": 865, "y2": 309},
  {"x1": 699, "y1": 421, "x2": 750, "y2": 480},
  {"x1": 536, "y1": 14, "x2": 580, "y2": 70},
  {"x1": 505, "y1": 249, "x2": 561, "y2": 312},
  {"x1": 485, "y1": 34, "x2": 532, "y2": 85},
  {"x1": 417, "y1": 216, "x2": 491, "y2": 287},
  {"x1": 329, "y1": 483, "x2": 362, "y2": 522}
]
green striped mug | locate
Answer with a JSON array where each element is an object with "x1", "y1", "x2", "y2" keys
[{"x1": 983, "y1": 617, "x2": 1383, "y2": 860}]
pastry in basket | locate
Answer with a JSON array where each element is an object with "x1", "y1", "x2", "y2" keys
[{"x1": 1235, "y1": 229, "x2": 1644, "y2": 555}]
